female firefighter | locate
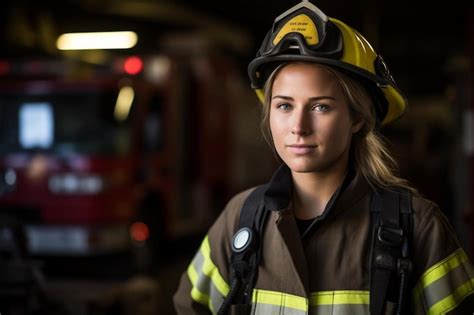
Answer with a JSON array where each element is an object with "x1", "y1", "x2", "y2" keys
[{"x1": 174, "y1": 1, "x2": 474, "y2": 314}]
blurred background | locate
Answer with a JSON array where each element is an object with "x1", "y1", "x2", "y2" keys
[{"x1": 0, "y1": 0, "x2": 472, "y2": 314}]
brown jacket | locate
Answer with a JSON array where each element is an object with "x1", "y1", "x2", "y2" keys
[{"x1": 174, "y1": 165, "x2": 474, "y2": 314}]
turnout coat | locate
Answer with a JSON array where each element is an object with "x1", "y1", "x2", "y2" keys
[{"x1": 174, "y1": 165, "x2": 474, "y2": 314}]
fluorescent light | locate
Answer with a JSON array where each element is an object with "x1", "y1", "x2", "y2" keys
[
  {"x1": 56, "y1": 31, "x2": 138, "y2": 50},
  {"x1": 114, "y1": 86, "x2": 135, "y2": 122}
]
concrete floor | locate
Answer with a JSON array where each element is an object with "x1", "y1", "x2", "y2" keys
[
  {"x1": 2, "y1": 235, "x2": 202, "y2": 315},
  {"x1": 43, "y1": 256, "x2": 189, "y2": 315}
]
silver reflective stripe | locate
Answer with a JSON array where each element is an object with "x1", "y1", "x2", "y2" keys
[
  {"x1": 187, "y1": 236, "x2": 229, "y2": 314},
  {"x1": 252, "y1": 289, "x2": 308, "y2": 314},
  {"x1": 190, "y1": 252, "x2": 226, "y2": 312},
  {"x1": 421, "y1": 259, "x2": 474, "y2": 310},
  {"x1": 192, "y1": 250, "x2": 209, "y2": 293},
  {"x1": 251, "y1": 289, "x2": 372, "y2": 315},
  {"x1": 210, "y1": 284, "x2": 225, "y2": 314},
  {"x1": 413, "y1": 248, "x2": 474, "y2": 314},
  {"x1": 310, "y1": 290, "x2": 370, "y2": 315},
  {"x1": 309, "y1": 304, "x2": 369, "y2": 315},
  {"x1": 253, "y1": 303, "x2": 307, "y2": 315}
]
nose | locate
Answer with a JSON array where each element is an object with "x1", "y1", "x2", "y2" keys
[{"x1": 291, "y1": 109, "x2": 312, "y2": 136}]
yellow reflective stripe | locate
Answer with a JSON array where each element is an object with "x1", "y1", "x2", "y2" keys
[
  {"x1": 187, "y1": 263, "x2": 212, "y2": 308},
  {"x1": 418, "y1": 249, "x2": 467, "y2": 289},
  {"x1": 186, "y1": 235, "x2": 230, "y2": 313},
  {"x1": 311, "y1": 291, "x2": 370, "y2": 305},
  {"x1": 187, "y1": 262, "x2": 199, "y2": 287},
  {"x1": 252, "y1": 289, "x2": 308, "y2": 311},
  {"x1": 200, "y1": 236, "x2": 230, "y2": 296},
  {"x1": 188, "y1": 252, "x2": 215, "y2": 312},
  {"x1": 413, "y1": 248, "x2": 474, "y2": 314},
  {"x1": 429, "y1": 278, "x2": 474, "y2": 315},
  {"x1": 252, "y1": 289, "x2": 371, "y2": 311}
]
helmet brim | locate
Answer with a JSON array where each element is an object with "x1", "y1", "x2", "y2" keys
[{"x1": 248, "y1": 55, "x2": 407, "y2": 125}]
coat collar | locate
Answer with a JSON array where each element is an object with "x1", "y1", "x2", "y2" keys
[
  {"x1": 263, "y1": 164, "x2": 293, "y2": 211},
  {"x1": 263, "y1": 163, "x2": 370, "y2": 219}
]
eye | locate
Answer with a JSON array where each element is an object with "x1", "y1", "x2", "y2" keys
[
  {"x1": 276, "y1": 103, "x2": 292, "y2": 111},
  {"x1": 313, "y1": 104, "x2": 330, "y2": 112}
]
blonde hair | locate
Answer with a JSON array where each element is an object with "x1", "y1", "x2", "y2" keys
[{"x1": 261, "y1": 62, "x2": 416, "y2": 193}]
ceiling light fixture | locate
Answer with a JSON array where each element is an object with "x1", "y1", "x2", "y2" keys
[{"x1": 56, "y1": 31, "x2": 138, "y2": 50}]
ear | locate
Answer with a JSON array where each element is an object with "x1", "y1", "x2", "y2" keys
[{"x1": 351, "y1": 117, "x2": 364, "y2": 134}]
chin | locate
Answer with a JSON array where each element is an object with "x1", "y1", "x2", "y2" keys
[
  {"x1": 284, "y1": 154, "x2": 344, "y2": 174},
  {"x1": 285, "y1": 160, "x2": 325, "y2": 173}
]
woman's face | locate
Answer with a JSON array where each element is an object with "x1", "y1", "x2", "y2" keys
[{"x1": 269, "y1": 63, "x2": 362, "y2": 174}]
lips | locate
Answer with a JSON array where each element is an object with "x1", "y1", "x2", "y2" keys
[{"x1": 286, "y1": 144, "x2": 317, "y2": 155}]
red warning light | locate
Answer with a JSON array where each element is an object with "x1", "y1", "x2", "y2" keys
[
  {"x1": 0, "y1": 61, "x2": 10, "y2": 76},
  {"x1": 123, "y1": 56, "x2": 143, "y2": 75},
  {"x1": 130, "y1": 221, "x2": 150, "y2": 242}
]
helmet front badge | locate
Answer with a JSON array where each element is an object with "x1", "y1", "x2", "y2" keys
[{"x1": 272, "y1": 14, "x2": 319, "y2": 46}]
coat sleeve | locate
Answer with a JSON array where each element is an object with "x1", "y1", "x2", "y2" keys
[
  {"x1": 410, "y1": 198, "x2": 474, "y2": 315},
  {"x1": 173, "y1": 188, "x2": 254, "y2": 314}
]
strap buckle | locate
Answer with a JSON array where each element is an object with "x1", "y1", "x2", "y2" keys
[
  {"x1": 397, "y1": 257, "x2": 413, "y2": 275},
  {"x1": 377, "y1": 225, "x2": 404, "y2": 247}
]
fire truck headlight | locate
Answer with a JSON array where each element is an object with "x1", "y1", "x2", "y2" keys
[
  {"x1": 49, "y1": 174, "x2": 105, "y2": 195},
  {"x1": 80, "y1": 175, "x2": 104, "y2": 194},
  {"x1": 4, "y1": 168, "x2": 17, "y2": 186},
  {"x1": 0, "y1": 168, "x2": 17, "y2": 196}
]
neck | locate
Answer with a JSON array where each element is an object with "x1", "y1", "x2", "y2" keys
[{"x1": 291, "y1": 159, "x2": 349, "y2": 220}]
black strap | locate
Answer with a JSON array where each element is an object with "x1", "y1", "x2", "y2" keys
[
  {"x1": 370, "y1": 189, "x2": 412, "y2": 315},
  {"x1": 397, "y1": 191, "x2": 412, "y2": 314},
  {"x1": 218, "y1": 185, "x2": 268, "y2": 315}
]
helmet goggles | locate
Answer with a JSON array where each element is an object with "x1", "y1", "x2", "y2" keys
[{"x1": 248, "y1": 0, "x2": 407, "y2": 125}]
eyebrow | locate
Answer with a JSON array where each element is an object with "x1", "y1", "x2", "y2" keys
[{"x1": 272, "y1": 95, "x2": 336, "y2": 101}]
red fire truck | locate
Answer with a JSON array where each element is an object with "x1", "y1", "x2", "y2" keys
[{"x1": 0, "y1": 53, "x2": 245, "y2": 265}]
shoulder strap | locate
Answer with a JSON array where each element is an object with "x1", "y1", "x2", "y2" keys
[
  {"x1": 370, "y1": 189, "x2": 412, "y2": 315},
  {"x1": 217, "y1": 185, "x2": 268, "y2": 315}
]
